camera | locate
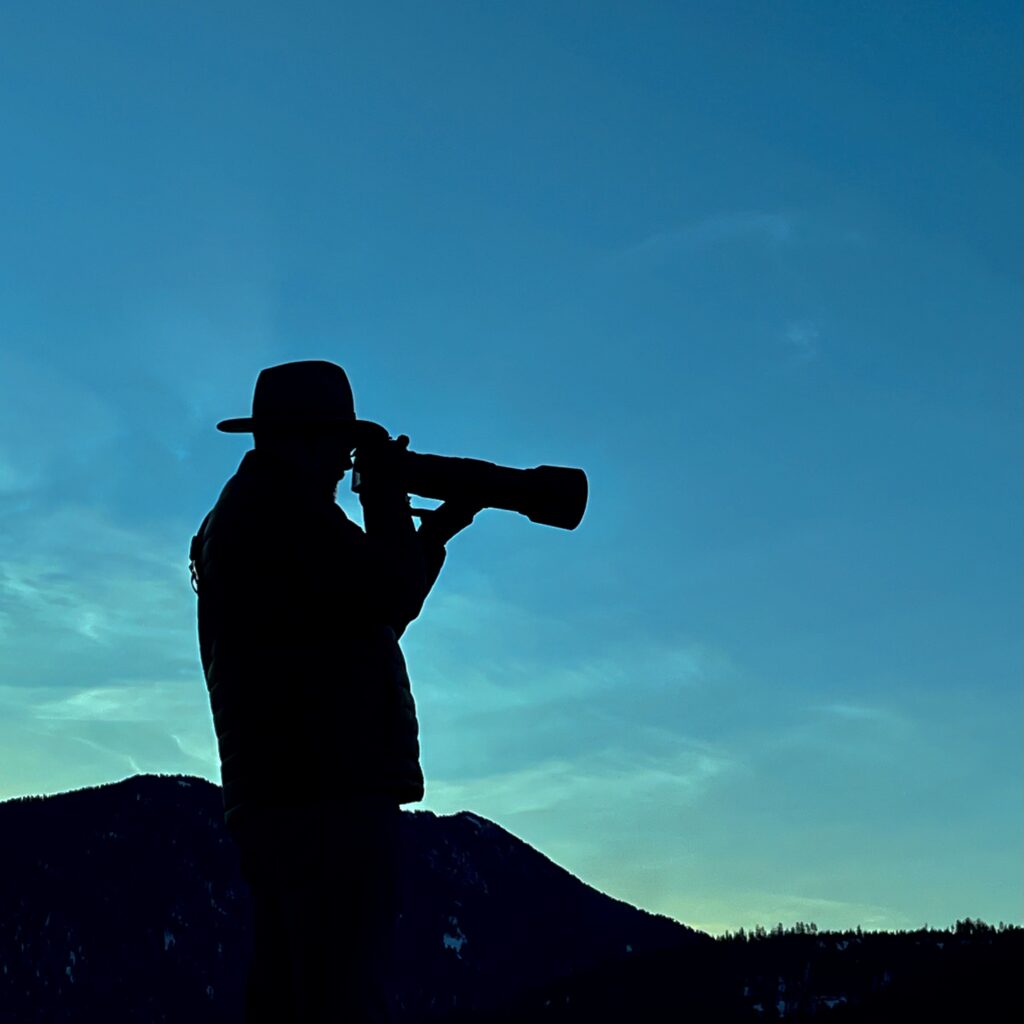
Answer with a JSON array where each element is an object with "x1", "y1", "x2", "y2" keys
[{"x1": 352, "y1": 439, "x2": 588, "y2": 531}]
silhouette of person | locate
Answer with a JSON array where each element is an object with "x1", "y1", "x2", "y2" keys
[{"x1": 190, "y1": 361, "x2": 478, "y2": 1023}]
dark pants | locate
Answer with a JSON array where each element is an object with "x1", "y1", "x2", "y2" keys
[{"x1": 233, "y1": 799, "x2": 402, "y2": 1023}]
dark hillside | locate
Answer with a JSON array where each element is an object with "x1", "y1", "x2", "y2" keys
[{"x1": 0, "y1": 774, "x2": 698, "y2": 1022}]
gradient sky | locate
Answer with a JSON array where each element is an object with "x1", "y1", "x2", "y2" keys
[{"x1": 1, "y1": 2, "x2": 1020, "y2": 935}]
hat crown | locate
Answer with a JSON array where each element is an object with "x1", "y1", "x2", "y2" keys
[
  {"x1": 217, "y1": 360, "x2": 367, "y2": 433},
  {"x1": 251, "y1": 360, "x2": 356, "y2": 423}
]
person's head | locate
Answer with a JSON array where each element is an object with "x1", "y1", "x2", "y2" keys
[
  {"x1": 253, "y1": 423, "x2": 355, "y2": 486},
  {"x1": 218, "y1": 360, "x2": 380, "y2": 490}
]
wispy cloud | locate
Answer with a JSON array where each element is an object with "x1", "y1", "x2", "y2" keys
[
  {"x1": 404, "y1": 584, "x2": 732, "y2": 787},
  {"x1": 0, "y1": 352, "x2": 121, "y2": 497},
  {"x1": 407, "y1": 587, "x2": 713, "y2": 705},
  {"x1": 426, "y1": 742, "x2": 734, "y2": 821},
  {"x1": 813, "y1": 700, "x2": 913, "y2": 748},
  {"x1": 681, "y1": 891, "x2": 914, "y2": 936},
  {"x1": 0, "y1": 679, "x2": 218, "y2": 801},
  {"x1": 623, "y1": 211, "x2": 795, "y2": 260},
  {"x1": 0, "y1": 503, "x2": 197, "y2": 679},
  {"x1": 32, "y1": 682, "x2": 200, "y2": 723},
  {"x1": 0, "y1": 451, "x2": 41, "y2": 495},
  {"x1": 758, "y1": 699, "x2": 916, "y2": 769},
  {"x1": 783, "y1": 320, "x2": 821, "y2": 362},
  {"x1": 28, "y1": 680, "x2": 218, "y2": 776},
  {"x1": 821, "y1": 702, "x2": 895, "y2": 723},
  {"x1": 0, "y1": 493, "x2": 213, "y2": 800}
]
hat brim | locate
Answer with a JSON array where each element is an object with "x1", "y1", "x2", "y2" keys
[{"x1": 216, "y1": 417, "x2": 384, "y2": 441}]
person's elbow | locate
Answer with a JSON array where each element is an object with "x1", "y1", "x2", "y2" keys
[{"x1": 386, "y1": 577, "x2": 431, "y2": 636}]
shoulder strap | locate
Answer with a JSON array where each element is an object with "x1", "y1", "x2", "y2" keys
[{"x1": 189, "y1": 511, "x2": 213, "y2": 594}]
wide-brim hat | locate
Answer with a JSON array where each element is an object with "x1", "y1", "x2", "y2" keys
[{"x1": 217, "y1": 360, "x2": 382, "y2": 441}]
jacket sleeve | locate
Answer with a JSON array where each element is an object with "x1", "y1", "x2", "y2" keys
[{"x1": 356, "y1": 485, "x2": 445, "y2": 638}]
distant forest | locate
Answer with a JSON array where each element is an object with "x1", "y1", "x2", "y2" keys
[
  {"x1": 717, "y1": 916, "x2": 1018, "y2": 941},
  {"x1": 468, "y1": 918, "x2": 1023, "y2": 1022}
]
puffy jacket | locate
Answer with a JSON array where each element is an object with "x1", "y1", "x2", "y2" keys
[{"x1": 191, "y1": 449, "x2": 445, "y2": 832}]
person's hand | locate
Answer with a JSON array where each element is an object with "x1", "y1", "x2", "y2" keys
[
  {"x1": 414, "y1": 500, "x2": 483, "y2": 546},
  {"x1": 353, "y1": 432, "x2": 410, "y2": 492}
]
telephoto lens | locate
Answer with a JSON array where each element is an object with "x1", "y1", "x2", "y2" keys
[{"x1": 353, "y1": 439, "x2": 588, "y2": 531}]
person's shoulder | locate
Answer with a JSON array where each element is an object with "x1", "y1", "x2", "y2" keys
[
  {"x1": 206, "y1": 458, "x2": 290, "y2": 536},
  {"x1": 212, "y1": 451, "x2": 259, "y2": 498},
  {"x1": 211, "y1": 467, "x2": 261, "y2": 518}
]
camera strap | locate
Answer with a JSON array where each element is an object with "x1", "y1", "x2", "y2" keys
[{"x1": 189, "y1": 512, "x2": 212, "y2": 594}]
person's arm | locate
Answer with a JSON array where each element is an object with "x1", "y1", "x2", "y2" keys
[
  {"x1": 355, "y1": 435, "x2": 432, "y2": 636},
  {"x1": 354, "y1": 435, "x2": 483, "y2": 636},
  {"x1": 412, "y1": 500, "x2": 481, "y2": 607}
]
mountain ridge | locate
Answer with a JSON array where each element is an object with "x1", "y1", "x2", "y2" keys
[{"x1": 0, "y1": 772, "x2": 699, "y2": 1022}]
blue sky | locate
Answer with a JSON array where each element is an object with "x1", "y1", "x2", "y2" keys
[{"x1": 1, "y1": 1, "x2": 1020, "y2": 934}]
